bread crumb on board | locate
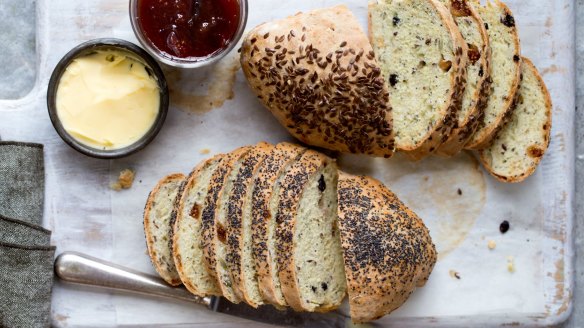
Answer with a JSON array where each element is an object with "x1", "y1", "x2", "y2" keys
[
  {"x1": 507, "y1": 256, "x2": 515, "y2": 273},
  {"x1": 199, "y1": 148, "x2": 211, "y2": 155},
  {"x1": 488, "y1": 240, "x2": 497, "y2": 250},
  {"x1": 449, "y1": 270, "x2": 461, "y2": 280},
  {"x1": 111, "y1": 169, "x2": 135, "y2": 191}
]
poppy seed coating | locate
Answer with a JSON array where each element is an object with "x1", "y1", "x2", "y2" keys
[
  {"x1": 225, "y1": 142, "x2": 274, "y2": 307},
  {"x1": 251, "y1": 143, "x2": 307, "y2": 307},
  {"x1": 337, "y1": 172, "x2": 437, "y2": 323},
  {"x1": 201, "y1": 147, "x2": 252, "y2": 299}
]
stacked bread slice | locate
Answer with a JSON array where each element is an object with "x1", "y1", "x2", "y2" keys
[
  {"x1": 144, "y1": 142, "x2": 437, "y2": 322},
  {"x1": 369, "y1": 0, "x2": 468, "y2": 160},
  {"x1": 143, "y1": 173, "x2": 186, "y2": 286},
  {"x1": 241, "y1": 1, "x2": 552, "y2": 182},
  {"x1": 479, "y1": 57, "x2": 552, "y2": 183},
  {"x1": 368, "y1": 0, "x2": 550, "y2": 181}
]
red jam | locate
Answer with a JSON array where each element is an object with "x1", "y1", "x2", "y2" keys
[{"x1": 137, "y1": 0, "x2": 240, "y2": 59}]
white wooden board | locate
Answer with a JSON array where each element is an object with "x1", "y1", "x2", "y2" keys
[{"x1": 0, "y1": 0, "x2": 574, "y2": 326}]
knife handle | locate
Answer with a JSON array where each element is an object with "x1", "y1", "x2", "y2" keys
[{"x1": 54, "y1": 251, "x2": 212, "y2": 307}]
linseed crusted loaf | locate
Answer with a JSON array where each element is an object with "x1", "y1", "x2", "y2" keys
[
  {"x1": 369, "y1": 0, "x2": 468, "y2": 160},
  {"x1": 275, "y1": 150, "x2": 347, "y2": 312},
  {"x1": 479, "y1": 57, "x2": 552, "y2": 183},
  {"x1": 251, "y1": 142, "x2": 307, "y2": 307},
  {"x1": 435, "y1": 0, "x2": 492, "y2": 156},
  {"x1": 143, "y1": 173, "x2": 186, "y2": 286},
  {"x1": 465, "y1": 0, "x2": 521, "y2": 150},
  {"x1": 209, "y1": 146, "x2": 254, "y2": 304},
  {"x1": 337, "y1": 172, "x2": 437, "y2": 323},
  {"x1": 200, "y1": 146, "x2": 252, "y2": 303},
  {"x1": 240, "y1": 5, "x2": 395, "y2": 158},
  {"x1": 225, "y1": 142, "x2": 274, "y2": 307},
  {"x1": 171, "y1": 155, "x2": 224, "y2": 297}
]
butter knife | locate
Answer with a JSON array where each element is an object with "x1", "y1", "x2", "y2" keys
[{"x1": 54, "y1": 252, "x2": 354, "y2": 327}]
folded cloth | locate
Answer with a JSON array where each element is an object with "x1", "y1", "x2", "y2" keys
[
  {"x1": 0, "y1": 242, "x2": 55, "y2": 328},
  {"x1": 0, "y1": 215, "x2": 51, "y2": 247},
  {"x1": 0, "y1": 141, "x2": 52, "y2": 328},
  {"x1": 0, "y1": 142, "x2": 44, "y2": 225}
]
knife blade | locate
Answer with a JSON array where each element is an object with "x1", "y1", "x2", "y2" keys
[{"x1": 54, "y1": 252, "x2": 353, "y2": 327}]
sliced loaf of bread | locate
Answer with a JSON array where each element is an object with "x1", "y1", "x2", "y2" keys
[
  {"x1": 465, "y1": 0, "x2": 521, "y2": 150},
  {"x1": 435, "y1": 0, "x2": 492, "y2": 156},
  {"x1": 225, "y1": 142, "x2": 274, "y2": 307},
  {"x1": 240, "y1": 5, "x2": 395, "y2": 158},
  {"x1": 143, "y1": 173, "x2": 186, "y2": 286},
  {"x1": 275, "y1": 150, "x2": 347, "y2": 312},
  {"x1": 172, "y1": 155, "x2": 224, "y2": 296},
  {"x1": 208, "y1": 146, "x2": 254, "y2": 303},
  {"x1": 251, "y1": 142, "x2": 307, "y2": 307},
  {"x1": 337, "y1": 172, "x2": 437, "y2": 323},
  {"x1": 479, "y1": 57, "x2": 552, "y2": 183},
  {"x1": 369, "y1": 0, "x2": 468, "y2": 160}
]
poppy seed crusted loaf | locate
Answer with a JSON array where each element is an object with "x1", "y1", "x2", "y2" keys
[
  {"x1": 251, "y1": 142, "x2": 307, "y2": 307},
  {"x1": 465, "y1": 0, "x2": 521, "y2": 150},
  {"x1": 240, "y1": 5, "x2": 395, "y2": 158},
  {"x1": 225, "y1": 142, "x2": 274, "y2": 307},
  {"x1": 337, "y1": 172, "x2": 437, "y2": 323},
  {"x1": 479, "y1": 57, "x2": 552, "y2": 183},
  {"x1": 275, "y1": 150, "x2": 347, "y2": 312},
  {"x1": 369, "y1": 0, "x2": 468, "y2": 160},
  {"x1": 172, "y1": 156, "x2": 224, "y2": 296},
  {"x1": 146, "y1": 143, "x2": 437, "y2": 322},
  {"x1": 143, "y1": 173, "x2": 186, "y2": 286},
  {"x1": 435, "y1": 0, "x2": 492, "y2": 156}
]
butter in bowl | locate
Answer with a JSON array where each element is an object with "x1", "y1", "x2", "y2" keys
[{"x1": 47, "y1": 38, "x2": 169, "y2": 159}]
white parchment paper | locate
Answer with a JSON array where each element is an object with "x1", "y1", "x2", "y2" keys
[{"x1": 0, "y1": 0, "x2": 574, "y2": 326}]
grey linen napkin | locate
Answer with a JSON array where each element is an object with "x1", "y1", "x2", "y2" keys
[
  {"x1": 0, "y1": 142, "x2": 44, "y2": 225},
  {"x1": 0, "y1": 243, "x2": 55, "y2": 328},
  {"x1": 0, "y1": 142, "x2": 54, "y2": 328},
  {"x1": 0, "y1": 215, "x2": 51, "y2": 247}
]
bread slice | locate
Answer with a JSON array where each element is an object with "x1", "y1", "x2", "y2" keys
[
  {"x1": 479, "y1": 57, "x2": 552, "y2": 183},
  {"x1": 143, "y1": 173, "x2": 186, "y2": 286},
  {"x1": 225, "y1": 142, "x2": 274, "y2": 307},
  {"x1": 435, "y1": 0, "x2": 492, "y2": 156},
  {"x1": 337, "y1": 172, "x2": 437, "y2": 323},
  {"x1": 369, "y1": 0, "x2": 468, "y2": 160},
  {"x1": 171, "y1": 155, "x2": 224, "y2": 296},
  {"x1": 240, "y1": 5, "x2": 395, "y2": 158},
  {"x1": 275, "y1": 150, "x2": 347, "y2": 312},
  {"x1": 204, "y1": 146, "x2": 254, "y2": 304},
  {"x1": 251, "y1": 142, "x2": 307, "y2": 307},
  {"x1": 465, "y1": 0, "x2": 521, "y2": 150}
]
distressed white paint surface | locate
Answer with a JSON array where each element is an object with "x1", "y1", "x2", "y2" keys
[{"x1": 0, "y1": 0, "x2": 574, "y2": 326}]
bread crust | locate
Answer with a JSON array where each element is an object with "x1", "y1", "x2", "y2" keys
[
  {"x1": 251, "y1": 142, "x2": 306, "y2": 307},
  {"x1": 465, "y1": 0, "x2": 521, "y2": 150},
  {"x1": 143, "y1": 173, "x2": 186, "y2": 286},
  {"x1": 171, "y1": 155, "x2": 224, "y2": 296},
  {"x1": 226, "y1": 142, "x2": 274, "y2": 307},
  {"x1": 241, "y1": 5, "x2": 395, "y2": 158},
  {"x1": 479, "y1": 57, "x2": 552, "y2": 183},
  {"x1": 275, "y1": 150, "x2": 333, "y2": 312},
  {"x1": 200, "y1": 147, "x2": 251, "y2": 300},
  {"x1": 436, "y1": 0, "x2": 493, "y2": 156},
  {"x1": 337, "y1": 172, "x2": 437, "y2": 323}
]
